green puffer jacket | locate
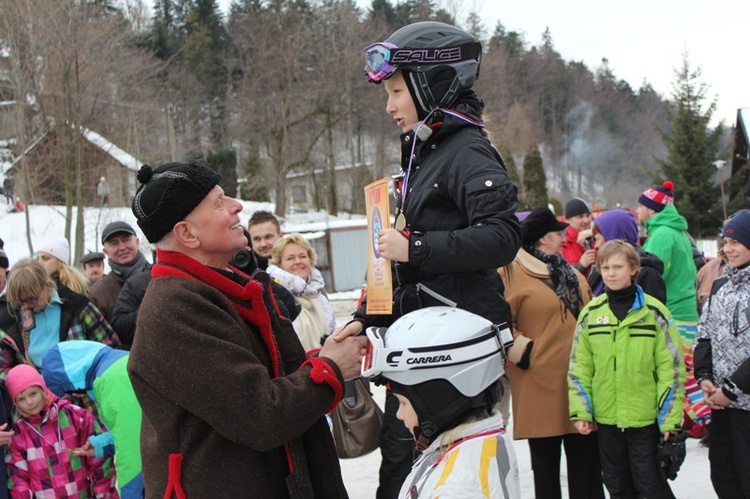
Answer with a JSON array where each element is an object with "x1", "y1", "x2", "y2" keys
[
  {"x1": 568, "y1": 286, "x2": 685, "y2": 432},
  {"x1": 643, "y1": 204, "x2": 698, "y2": 322}
]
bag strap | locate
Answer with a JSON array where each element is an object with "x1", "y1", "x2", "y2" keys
[
  {"x1": 707, "y1": 276, "x2": 729, "y2": 315},
  {"x1": 342, "y1": 379, "x2": 359, "y2": 408}
]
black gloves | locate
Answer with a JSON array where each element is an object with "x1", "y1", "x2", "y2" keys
[
  {"x1": 657, "y1": 432, "x2": 687, "y2": 481},
  {"x1": 516, "y1": 341, "x2": 534, "y2": 370}
]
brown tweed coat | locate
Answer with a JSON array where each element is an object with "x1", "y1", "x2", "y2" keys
[{"x1": 128, "y1": 250, "x2": 348, "y2": 498}]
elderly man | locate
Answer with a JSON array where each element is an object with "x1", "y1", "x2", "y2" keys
[
  {"x1": 89, "y1": 221, "x2": 151, "y2": 322},
  {"x1": 80, "y1": 251, "x2": 106, "y2": 285},
  {"x1": 127, "y1": 161, "x2": 364, "y2": 497}
]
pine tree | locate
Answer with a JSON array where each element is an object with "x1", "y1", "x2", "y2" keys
[
  {"x1": 207, "y1": 147, "x2": 238, "y2": 197},
  {"x1": 498, "y1": 143, "x2": 520, "y2": 187},
  {"x1": 522, "y1": 143, "x2": 548, "y2": 210},
  {"x1": 657, "y1": 55, "x2": 723, "y2": 237}
]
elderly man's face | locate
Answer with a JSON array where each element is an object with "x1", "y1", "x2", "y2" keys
[
  {"x1": 103, "y1": 233, "x2": 140, "y2": 266},
  {"x1": 0, "y1": 268, "x2": 6, "y2": 293},
  {"x1": 83, "y1": 260, "x2": 105, "y2": 284},
  {"x1": 184, "y1": 185, "x2": 247, "y2": 267}
]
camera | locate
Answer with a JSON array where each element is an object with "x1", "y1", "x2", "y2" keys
[
  {"x1": 230, "y1": 229, "x2": 259, "y2": 275},
  {"x1": 583, "y1": 236, "x2": 595, "y2": 251}
]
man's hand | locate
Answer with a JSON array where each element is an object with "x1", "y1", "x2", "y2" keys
[
  {"x1": 320, "y1": 334, "x2": 368, "y2": 381},
  {"x1": 378, "y1": 229, "x2": 409, "y2": 262},
  {"x1": 574, "y1": 420, "x2": 592, "y2": 435},
  {"x1": 576, "y1": 229, "x2": 593, "y2": 245},
  {"x1": 579, "y1": 249, "x2": 596, "y2": 269},
  {"x1": 0, "y1": 423, "x2": 14, "y2": 446}
]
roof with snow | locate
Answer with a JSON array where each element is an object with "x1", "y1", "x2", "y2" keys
[
  {"x1": 80, "y1": 126, "x2": 141, "y2": 172},
  {"x1": 6, "y1": 124, "x2": 141, "y2": 174}
]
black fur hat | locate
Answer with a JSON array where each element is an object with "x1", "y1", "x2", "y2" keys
[
  {"x1": 131, "y1": 161, "x2": 221, "y2": 244},
  {"x1": 521, "y1": 208, "x2": 569, "y2": 246}
]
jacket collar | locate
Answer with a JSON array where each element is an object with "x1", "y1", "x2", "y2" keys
[
  {"x1": 516, "y1": 248, "x2": 550, "y2": 277},
  {"x1": 153, "y1": 249, "x2": 282, "y2": 379}
]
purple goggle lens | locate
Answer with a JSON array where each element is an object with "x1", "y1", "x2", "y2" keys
[{"x1": 364, "y1": 42, "x2": 399, "y2": 83}]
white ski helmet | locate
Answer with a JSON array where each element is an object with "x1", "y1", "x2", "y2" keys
[{"x1": 362, "y1": 307, "x2": 513, "y2": 449}]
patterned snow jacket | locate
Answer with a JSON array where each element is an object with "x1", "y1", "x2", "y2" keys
[
  {"x1": 569, "y1": 285, "x2": 685, "y2": 432},
  {"x1": 6, "y1": 398, "x2": 117, "y2": 498},
  {"x1": 694, "y1": 264, "x2": 750, "y2": 411}
]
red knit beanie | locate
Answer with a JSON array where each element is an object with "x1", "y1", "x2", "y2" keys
[{"x1": 638, "y1": 180, "x2": 674, "y2": 212}]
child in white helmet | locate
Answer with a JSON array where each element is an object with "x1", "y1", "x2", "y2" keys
[{"x1": 362, "y1": 307, "x2": 520, "y2": 498}]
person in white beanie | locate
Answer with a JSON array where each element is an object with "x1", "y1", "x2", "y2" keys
[{"x1": 36, "y1": 236, "x2": 89, "y2": 295}]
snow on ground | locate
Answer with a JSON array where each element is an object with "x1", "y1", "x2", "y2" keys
[{"x1": 330, "y1": 299, "x2": 718, "y2": 499}]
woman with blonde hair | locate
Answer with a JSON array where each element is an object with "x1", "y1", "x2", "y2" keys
[
  {"x1": 0, "y1": 259, "x2": 120, "y2": 393},
  {"x1": 267, "y1": 233, "x2": 336, "y2": 351},
  {"x1": 36, "y1": 236, "x2": 90, "y2": 295}
]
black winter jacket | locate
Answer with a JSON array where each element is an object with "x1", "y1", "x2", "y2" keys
[
  {"x1": 110, "y1": 269, "x2": 152, "y2": 348},
  {"x1": 357, "y1": 103, "x2": 521, "y2": 327}
]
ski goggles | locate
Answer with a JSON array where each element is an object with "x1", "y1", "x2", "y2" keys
[
  {"x1": 361, "y1": 325, "x2": 513, "y2": 379},
  {"x1": 364, "y1": 42, "x2": 399, "y2": 83},
  {"x1": 364, "y1": 41, "x2": 479, "y2": 83}
]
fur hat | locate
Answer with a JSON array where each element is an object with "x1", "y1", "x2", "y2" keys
[
  {"x1": 723, "y1": 210, "x2": 750, "y2": 251},
  {"x1": 639, "y1": 180, "x2": 674, "y2": 212},
  {"x1": 521, "y1": 208, "x2": 569, "y2": 246},
  {"x1": 132, "y1": 161, "x2": 221, "y2": 244},
  {"x1": 36, "y1": 236, "x2": 70, "y2": 265},
  {"x1": 564, "y1": 198, "x2": 591, "y2": 219},
  {"x1": 6, "y1": 364, "x2": 57, "y2": 405}
]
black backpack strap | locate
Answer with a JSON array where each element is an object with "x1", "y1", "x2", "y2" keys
[{"x1": 707, "y1": 276, "x2": 730, "y2": 314}]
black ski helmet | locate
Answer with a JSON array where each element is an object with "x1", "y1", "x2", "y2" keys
[{"x1": 364, "y1": 21, "x2": 482, "y2": 116}]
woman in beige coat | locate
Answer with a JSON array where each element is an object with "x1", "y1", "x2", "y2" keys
[{"x1": 501, "y1": 208, "x2": 604, "y2": 499}]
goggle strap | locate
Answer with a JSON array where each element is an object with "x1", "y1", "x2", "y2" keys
[{"x1": 363, "y1": 328, "x2": 505, "y2": 378}]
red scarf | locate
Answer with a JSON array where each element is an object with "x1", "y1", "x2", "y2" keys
[{"x1": 151, "y1": 249, "x2": 283, "y2": 378}]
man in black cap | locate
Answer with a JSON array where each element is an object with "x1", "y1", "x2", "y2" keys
[
  {"x1": 127, "y1": 161, "x2": 364, "y2": 497},
  {"x1": 89, "y1": 221, "x2": 150, "y2": 322},
  {"x1": 562, "y1": 197, "x2": 595, "y2": 276},
  {"x1": 80, "y1": 251, "x2": 106, "y2": 285}
]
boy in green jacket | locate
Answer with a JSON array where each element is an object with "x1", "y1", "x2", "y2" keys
[
  {"x1": 42, "y1": 340, "x2": 143, "y2": 499},
  {"x1": 636, "y1": 180, "x2": 709, "y2": 436},
  {"x1": 569, "y1": 240, "x2": 686, "y2": 498}
]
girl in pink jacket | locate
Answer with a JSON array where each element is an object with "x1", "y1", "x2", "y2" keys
[{"x1": 5, "y1": 364, "x2": 117, "y2": 498}]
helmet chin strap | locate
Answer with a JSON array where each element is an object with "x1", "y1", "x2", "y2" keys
[{"x1": 410, "y1": 384, "x2": 499, "y2": 452}]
